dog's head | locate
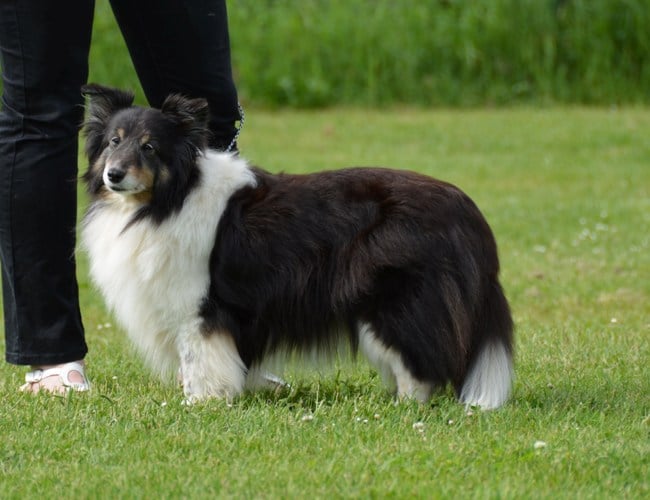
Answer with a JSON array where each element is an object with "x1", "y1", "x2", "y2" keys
[{"x1": 81, "y1": 84, "x2": 210, "y2": 219}]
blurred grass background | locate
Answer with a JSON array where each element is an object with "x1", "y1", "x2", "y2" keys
[{"x1": 89, "y1": 0, "x2": 650, "y2": 108}]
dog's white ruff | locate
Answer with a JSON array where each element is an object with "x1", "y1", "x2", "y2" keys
[{"x1": 82, "y1": 151, "x2": 255, "y2": 398}]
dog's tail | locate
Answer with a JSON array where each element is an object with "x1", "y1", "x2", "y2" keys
[{"x1": 459, "y1": 281, "x2": 514, "y2": 410}]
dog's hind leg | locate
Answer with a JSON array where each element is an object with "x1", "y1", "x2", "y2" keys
[
  {"x1": 176, "y1": 321, "x2": 246, "y2": 403},
  {"x1": 358, "y1": 323, "x2": 432, "y2": 402}
]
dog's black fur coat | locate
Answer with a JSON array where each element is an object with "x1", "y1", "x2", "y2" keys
[{"x1": 202, "y1": 167, "x2": 512, "y2": 391}]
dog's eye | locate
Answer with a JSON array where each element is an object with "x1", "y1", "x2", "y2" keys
[
  {"x1": 142, "y1": 143, "x2": 155, "y2": 154},
  {"x1": 109, "y1": 136, "x2": 120, "y2": 147}
]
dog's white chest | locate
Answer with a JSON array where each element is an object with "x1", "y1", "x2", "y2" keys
[
  {"x1": 83, "y1": 203, "x2": 210, "y2": 323},
  {"x1": 80, "y1": 153, "x2": 256, "y2": 375}
]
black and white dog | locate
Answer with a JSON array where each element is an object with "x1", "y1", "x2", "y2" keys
[{"x1": 81, "y1": 84, "x2": 514, "y2": 409}]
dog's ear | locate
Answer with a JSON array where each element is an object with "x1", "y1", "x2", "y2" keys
[
  {"x1": 161, "y1": 94, "x2": 210, "y2": 151},
  {"x1": 81, "y1": 83, "x2": 135, "y2": 123},
  {"x1": 81, "y1": 84, "x2": 135, "y2": 161}
]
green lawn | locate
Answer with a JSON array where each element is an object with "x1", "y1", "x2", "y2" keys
[{"x1": 1, "y1": 108, "x2": 648, "y2": 498}]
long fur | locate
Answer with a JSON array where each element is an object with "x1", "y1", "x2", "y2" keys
[{"x1": 81, "y1": 84, "x2": 514, "y2": 409}]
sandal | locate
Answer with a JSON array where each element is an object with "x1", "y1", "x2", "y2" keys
[{"x1": 19, "y1": 361, "x2": 90, "y2": 393}]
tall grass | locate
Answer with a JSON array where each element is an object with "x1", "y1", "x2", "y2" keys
[
  {"x1": 227, "y1": 0, "x2": 650, "y2": 107},
  {"x1": 86, "y1": 0, "x2": 650, "y2": 108}
]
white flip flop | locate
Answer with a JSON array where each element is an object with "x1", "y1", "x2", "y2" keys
[{"x1": 20, "y1": 361, "x2": 91, "y2": 393}]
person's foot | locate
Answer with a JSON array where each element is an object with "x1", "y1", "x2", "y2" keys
[{"x1": 19, "y1": 361, "x2": 90, "y2": 394}]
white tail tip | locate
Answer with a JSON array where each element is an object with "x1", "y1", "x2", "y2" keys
[{"x1": 460, "y1": 340, "x2": 513, "y2": 410}]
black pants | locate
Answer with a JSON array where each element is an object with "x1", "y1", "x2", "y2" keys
[{"x1": 0, "y1": 0, "x2": 240, "y2": 365}]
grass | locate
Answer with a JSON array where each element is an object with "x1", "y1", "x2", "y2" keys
[
  {"x1": 1, "y1": 107, "x2": 649, "y2": 498},
  {"x1": 227, "y1": 0, "x2": 650, "y2": 107},
  {"x1": 231, "y1": 0, "x2": 650, "y2": 107}
]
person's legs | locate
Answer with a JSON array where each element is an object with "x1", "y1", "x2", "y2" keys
[
  {"x1": 109, "y1": 0, "x2": 241, "y2": 150},
  {"x1": 0, "y1": 0, "x2": 94, "y2": 390}
]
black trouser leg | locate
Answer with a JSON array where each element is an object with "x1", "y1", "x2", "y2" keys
[
  {"x1": 109, "y1": 0, "x2": 241, "y2": 150},
  {"x1": 0, "y1": 1, "x2": 94, "y2": 365}
]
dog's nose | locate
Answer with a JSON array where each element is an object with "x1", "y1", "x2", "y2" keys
[{"x1": 106, "y1": 168, "x2": 126, "y2": 184}]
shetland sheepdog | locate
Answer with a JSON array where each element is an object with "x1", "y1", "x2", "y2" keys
[{"x1": 80, "y1": 84, "x2": 514, "y2": 409}]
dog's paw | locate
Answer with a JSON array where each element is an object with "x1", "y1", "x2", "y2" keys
[
  {"x1": 263, "y1": 372, "x2": 289, "y2": 390},
  {"x1": 243, "y1": 369, "x2": 290, "y2": 393},
  {"x1": 182, "y1": 376, "x2": 240, "y2": 403},
  {"x1": 180, "y1": 394, "x2": 233, "y2": 407}
]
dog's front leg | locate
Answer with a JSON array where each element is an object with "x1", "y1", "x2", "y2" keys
[{"x1": 176, "y1": 321, "x2": 246, "y2": 403}]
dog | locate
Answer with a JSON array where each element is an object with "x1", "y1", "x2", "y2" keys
[{"x1": 80, "y1": 84, "x2": 514, "y2": 409}]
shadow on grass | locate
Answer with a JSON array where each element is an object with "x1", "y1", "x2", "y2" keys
[
  {"x1": 513, "y1": 376, "x2": 637, "y2": 414},
  {"x1": 238, "y1": 374, "x2": 461, "y2": 414}
]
